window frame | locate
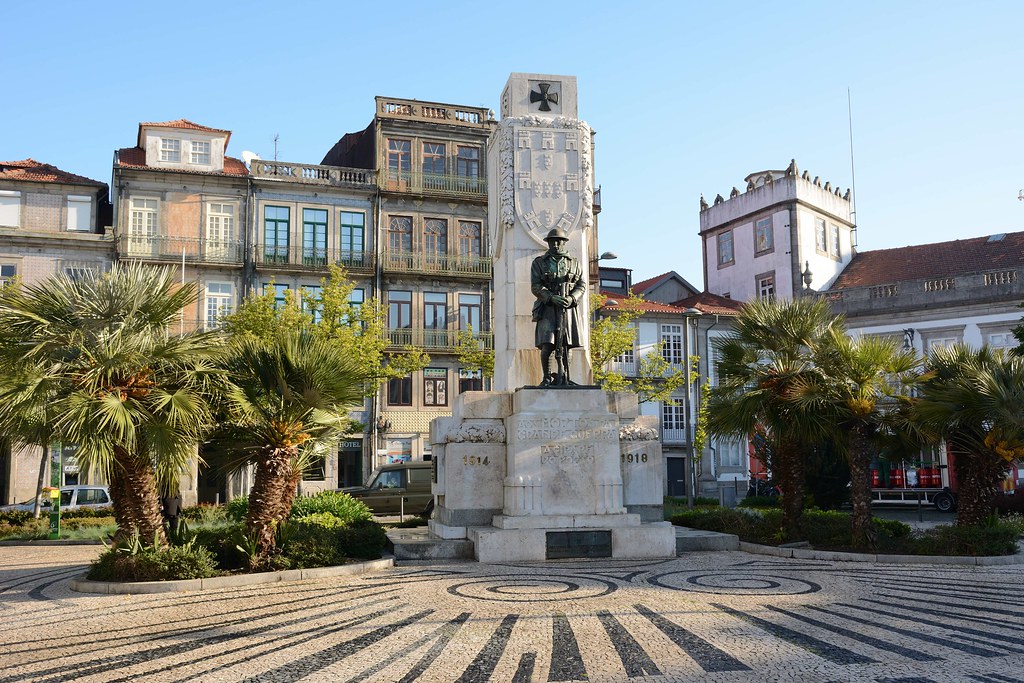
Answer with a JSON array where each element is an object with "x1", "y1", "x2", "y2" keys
[
  {"x1": 0, "y1": 190, "x2": 21, "y2": 228},
  {"x1": 457, "y1": 220, "x2": 482, "y2": 259},
  {"x1": 422, "y1": 141, "x2": 446, "y2": 177},
  {"x1": 815, "y1": 217, "x2": 828, "y2": 254},
  {"x1": 388, "y1": 215, "x2": 413, "y2": 253},
  {"x1": 756, "y1": 272, "x2": 776, "y2": 301},
  {"x1": 159, "y1": 138, "x2": 181, "y2": 162},
  {"x1": 754, "y1": 217, "x2": 774, "y2": 255},
  {"x1": 388, "y1": 290, "x2": 412, "y2": 329},
  {"x1": 456, "y1": 146, "x2": 480, "y2": 178},
  {"x1": 387, "y1": 375, "x2": 413, "y2": 406},
  {"x1": 458, "y1": 293, "x2": 482, "y2": 333},
  {"x1": 661, "y1": 324, "x2": 684, "y2": 365},
  {"x1": 204, "y1": 281, "x2": 234, "y2": 328},
  {"x1": 339, "y1": 210, "x2": 365, "y2": 257},
  {"x1": 829, "y1": 223, "x2": 841, "y2": 259},
  {"x1": 423, "y1": 368, "x2": 448, "y2": 407},
  {"x1": 190, "y1": 139, "x2": 211, "y2": 165},
  {"x1": 264, "y1": 205, "x2": 290, "y2": 262},
  {"x1": 717, "y1": 230, "x2": 734, "y2": 267},
  {"x1": 66, "y1": 195, "x2": 92, "y2": 232},
  {"x1": 0, "y1": 263, "x2": 18, "y2": 287}
]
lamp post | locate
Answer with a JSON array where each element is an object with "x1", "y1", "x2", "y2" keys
[{"x1": 681, "y1": 307, "x2": 703, "y2": 508}]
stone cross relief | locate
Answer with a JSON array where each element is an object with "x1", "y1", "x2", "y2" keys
[{"x1": 530, "y1": 83, "x2": 559, "y2": 111}]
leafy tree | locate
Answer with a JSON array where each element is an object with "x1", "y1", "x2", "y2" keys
[
  {"x1": 222, "y1": 265, "x2": 428, "y2": 394},
  {"x1": 794, "y1": 331, "x2": 919, "y2": 549},
  {"x1": 455, "y1": 325, "x2": 494, "y2": 379},
  {"x1": 1011, "y1": 301, "x2": 1024, "y2": 356},
  {"x1": 0, "y1": 264, "x2": 225, "y2": 545},
  {"x1": 222, "y1": 330, "x2": 364, "y2": 560},
  {"x1": 913, "y1": 344, "x2": 1024, "y2": 526},
  {"x1": 707, "y1": 297, "x2": 842, "y2": 541},
  {"x1": 589, "y1": 291, "x2": 692, "y2": 403}
]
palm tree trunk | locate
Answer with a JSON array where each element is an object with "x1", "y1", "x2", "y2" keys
[
  {"x1": 247, "y1": 445, "x2": 296, "y2": 560},
  {"x1": 848, "y1": 424, "x2": 876, "y2": 550},
  {"x1": 32, "y1": 440, "x2": 48, "y2": 519},
  {"x1": 278, "y1": 463, "x2": 304, "y2": 522},
  {"x1": 777, "y1": 437, "x2": 806, "y2": 542},
  {"x1": 954, "y1": 450, "x2": 1008, "y2": 527},
  {"x1": 110, "y1": 447, "x2": 167, "y2": 546}
]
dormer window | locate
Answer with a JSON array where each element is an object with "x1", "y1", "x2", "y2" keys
[
  {"x1": 191, "y1": 140, "x2": 211, "y2": 165},
  {"x1": 160, "y1": 138, "x2": 181, "y2": 162}
]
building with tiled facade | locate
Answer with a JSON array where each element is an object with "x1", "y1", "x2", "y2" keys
[{"x1": 0, "y1": 159, "x2": 112, "y2": 504}]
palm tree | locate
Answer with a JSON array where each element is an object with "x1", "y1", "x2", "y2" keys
[
  {"x1": 707, "y1": 297, "x2": 842, "y2": 541},
  {"x1": 222, "y1": 330, "x2": 364, "y2": 560},
  {"x1": 913, "y1": 344, "x2": 1024, "y2": 526},
  {"x1": 795, "y1": 332, "x2": 919, "y2": 549},
  {"x1": 0, "y1": 264, "x2": 226, "y2": 545},
  {"x1": 0, "y1": 363, "x2": 61, "y2": 518}
]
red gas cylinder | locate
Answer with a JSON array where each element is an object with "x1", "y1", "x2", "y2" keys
[
  {"x1": 921, "y1": 468, "x2": 935, "y2": 487},
  {"x1": 891, "y1": 468, "x2": 905, "y2": 488},
  {"x1": 871, "y1": 469, "x2": 881, "y2": 487}
]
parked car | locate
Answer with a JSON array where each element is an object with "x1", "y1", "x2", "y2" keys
[
  {"x1": 0, "y1": 486, "x2": 111, "y2": 513},
  {"x1": 339, "y1": 462, "x2": 433, "y2": 517}
]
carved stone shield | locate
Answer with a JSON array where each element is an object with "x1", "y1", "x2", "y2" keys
[{"x1": 513, "y1": 127, "x2": 584, "y2": 246}]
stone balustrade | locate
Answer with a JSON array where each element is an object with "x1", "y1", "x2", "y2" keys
[{"x1": 251, "y1": 160, "x2": 375, "y2": 187}]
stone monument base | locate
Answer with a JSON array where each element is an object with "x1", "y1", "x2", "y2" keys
[{"x1": 469, "y1": 522, "x2": 676, "y2": 563}]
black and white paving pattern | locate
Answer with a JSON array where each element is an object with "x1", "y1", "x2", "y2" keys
[{"x1": 1, "y1": 545, "x2": 1022, "y2": 682}]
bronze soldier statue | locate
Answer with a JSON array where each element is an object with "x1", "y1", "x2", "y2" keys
[{"x1": 531, "y1": 228, "x2": 586, "y2": 386}]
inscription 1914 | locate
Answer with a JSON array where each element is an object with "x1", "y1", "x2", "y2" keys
[{"x1": 515, "y1": 417, "x2": 617, "y2": 442}]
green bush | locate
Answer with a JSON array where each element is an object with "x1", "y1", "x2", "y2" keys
[
  {"x1": 1000, "y1": 512, "x2": 1024, "y2": 537},
  {"x1": 0, "y1": 517, "x2": 47, "y2": 539},
  {"x1": 281, "y1": 517, "x2": 387, "y2": 568},
  {"x1": 335, "y1": 519, "x2": 388, "y2": 559},
  {"x1": 0, "y1": 510, "x2": 34, "y2": 526},
  {"x1": 290, "y1": 491, "x2": 373, "y2": 524},
  {"x1": 225, "y1": 497, "x2": 249, "y2": 522},
  {"x1": 62, "y1": 507, "x2": 114, "y2": 519},
  {"x1": 180, "y1": 504, "x2": 228, "y2": 524},
  {"x1": 191, "y1": 523, "x2": 248, "y2": 571},
  {"x1": 908, "y1": 523, "x2": 1020, "y2": 557},
  {"x1": 738, "y1": 496, "x2": 781, "y2": 508},
  {"x1": 672, "y1": 508, "x2": 782, "y2": 545},
  {"x1": 62, "y1": 516, "x2": 116, "y2": 531},
  {"x1": 88, "y1": 543, "x2": 219, "y2": 581}
]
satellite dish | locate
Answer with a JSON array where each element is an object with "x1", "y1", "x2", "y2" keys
[{"x1": 241, "y1": 150, "x2": 261, "y2": 168}]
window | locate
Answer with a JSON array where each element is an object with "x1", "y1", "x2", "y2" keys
[
  {"x1": 66, "y1": 195, "x2": 91, "y2": 232},
  {"x1": 717, "y1": 230, "x2": 733, "y2": 265},
  {"x1": 388, "y1": 216, "x2": 413, "y2": 252},
  {"x1": 191, "y1": 140, "x2": 211, "y2": 165},
  {"x1": 456, "y1": 146, "x2": 480, "y2": 178},
  {"x1": 459, "y1": 293, "x2": 482, "y2": 333},
  {"x1": 205, "y1": 282, "x2": 234, "y2": 328},
  {"x1": 387, "y1": 375, "x2": 412, "y2": 406},
  {"x1": 757, "y1": 273, "x2": 775, "y2": 300},
  {"x1": 264, "y1": 283, "x2": 290, "y2": 309},
  {"x1": 129, "y1": 198, "x2": 158, "y2": 253},
  {"x1": 613, "y1": 344, "x2": 635, "y2": 365},
  {"x1": 717, "y1": 437, "x2": 745, "y2": 467},
  {"x1": 424, "y1": 292, "x2": 447, "y2": 329},
  {"x1": 0, "y1": 191, "x2": 21, "y2": 227},
  {"x1": 424, "y1": 218, "x2": 448, "y2": 266},
  {"x1": 340, "y1": 211, "x2": 365, "y2": 262},
  {"x1": 63, "y1": 266, "x2": 94, "y2": 281},
  {"x1": 302, "y1": 285, "x2": 323, "y2": 323},
  {"x1": 459, "y1": 368, "x2": 483, "y2": 393},
  {"x1": 989, "y1": 332, "x2": 1015, "y2": 350},
  {"x1": 0, "y1": 264, "x2": 16, "y2": 287},
  {"x1": 458, "y1": 221, "x2": 482, "y2": 259},
  {"x1": 388, "y1": 290, "x2": 412, "y2": 329},
  {"x1": 422, "y1": 142, "x2": 446, "y2": 176},
  {"x1": 815, "y1": 218, "x2": 827, "y2": 253},
  {"x1": 601, "y1": 278, "x2": 625, "y2": 289},
  {"x1": 830, "y1": 224, "x2": 841, "y2": 258},
  {"x1": 661, "y1": 403, "x2": 685, "y2": 433},
  {"x1": 387, "y1": 139, "x2": 411, "y2": 182},
  {"x1": 755, "y1": 217, "x2": 773, "y2": 253},
  {"x1": 302, "y1": 208, "x2": 328, "y2": 265},
  {"x1": 661, "y1": 325, "x2": 683, "y2": 365},
  {"x1": 423, "y1": 368, "x2": 448, "y2": 407},
  {"x1": 303, "y1": 455, "x2": 326, "y2": 480},
  {"x1": 159, "y1": 138, "x2": 180, "y2": 162},
  {"x1": 350, "y1": 287, "x2": 364, "y2": 310},
  {"x1": 264, "y1": 206, "x2": 289, "y2": 262},
  {"x1": 927, "y1": 336, "x2": 959, "y2": 351},
  {"x1": 206, "y1": 203, "x2": 234, "y2": 260}
]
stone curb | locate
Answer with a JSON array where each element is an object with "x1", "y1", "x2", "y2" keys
[
  {"x1": 69, "y1": 556, "x2": 395, "y2": 594},
  {"x1": 737, "y1": 540, "x2": 1024, "y2": 565},
  {"x1": 0, "y1": 539, "x2": 104, "y2": 546}
]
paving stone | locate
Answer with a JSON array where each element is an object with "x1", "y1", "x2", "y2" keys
[{"x1": 1, "y1": 545, "x2": 1022, "y2": 682}]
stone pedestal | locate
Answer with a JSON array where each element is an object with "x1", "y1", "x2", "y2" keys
[{"x1": 428, "y1": 389, "x2": 676, "y2": 563}]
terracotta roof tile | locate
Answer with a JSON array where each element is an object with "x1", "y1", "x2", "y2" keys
[
  {"x1": 0, "y1": 159, "x2": 106, "y2": 187},
  {"x1": 137, "y1": 119, "x2": 232, "y2": 147},
  {"x1": 115, "y1": 147, "x2": 249, "y2": 177},
  {"x1": 631, "y1": 271, "x2": 674, "y2": 294},
  {"x1": 598, "y1": 291, "x2": 686, "y2": 314},
  {"x1": 671, "y1": 291, "x2": 744, "y2": 315},
  {"x1": 829, "y1": 231, "x2": 1024, "y2": 290}
]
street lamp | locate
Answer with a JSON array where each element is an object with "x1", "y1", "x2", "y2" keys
[{"x1": 681, "y1": 307, "x2": 703, "y2": 509}]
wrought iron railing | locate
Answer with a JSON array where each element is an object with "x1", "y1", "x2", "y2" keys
[
  {"x1": 381, "y1": 170, "x2": 486, "y2": 198},
  {"x1": 386, "y1": 327, "x2": 493, "y2": 350},
  {"x1": 117, "y1": 235, "x2": 244, "y2": 265},
  {"x1": 380, "y1": 251, "x2": 491, "y2": 277},
  {"x1": 253, "y1": 245, "x2": 374, "y2": 272}
]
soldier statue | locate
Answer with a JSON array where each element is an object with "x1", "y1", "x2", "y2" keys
[{"x1": 531, "y1": 228, "x2": 586, "y2": 386}]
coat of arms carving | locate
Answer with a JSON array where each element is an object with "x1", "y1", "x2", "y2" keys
[{"x1": 513, "y1": 128, "x2": 584, "y2": 245}]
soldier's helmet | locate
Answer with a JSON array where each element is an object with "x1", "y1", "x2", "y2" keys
[{"x1": 544, "y1": 228, "x2": 569, "y2": 242}]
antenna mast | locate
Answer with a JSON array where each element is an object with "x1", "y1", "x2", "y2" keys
[
  {"x1": 273, "y1": 134, "x2": 280, "y2": 161},
  {"x1": 847, "y1": 88, "x2": 858, "y2": 248}
]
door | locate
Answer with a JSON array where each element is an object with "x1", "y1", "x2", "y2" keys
[{"x1": 667, "y1": 457, "x2": 686, "y2": 498}]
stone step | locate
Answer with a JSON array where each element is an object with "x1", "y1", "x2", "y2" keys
[
  {"x1": 387, "y1": 527, "x2": 474, "y2": 561},
  {"x1": 674, "y1": 526, "x2": 740, "y2": 552}
]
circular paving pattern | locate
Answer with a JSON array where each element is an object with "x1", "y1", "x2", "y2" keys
[
  {"x1": 647, "y1": 570, "x2": 822, "y2": 595},
  {"x1": 446, "y1": 573, "x2": 618, "y2": 602}
]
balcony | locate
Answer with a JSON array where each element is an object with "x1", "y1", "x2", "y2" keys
[
  {"x1": 381, "y1": 251, "x2": 491, "y2": 278},
  {"x1": 386, "y1": 327, "x2": 493, "y2": 351},
  {"x1": 381, "y1": 171, "x2": 486, "y2": 199},
  {"x1": 254, "y1": 245, "x2": 375, "y2": 273},
  {"x1": 662, "y1": 427, "x2": 688, "y2": 444},
  {"x1": 117, "y1": 235, "x2": 244, "y2": 265},
  {"x1": 376, "y1": 97, "x2": 491, "y2": 129},
  {"x1": 251, "y1": 161, "x2": 375, "y2": 188}
]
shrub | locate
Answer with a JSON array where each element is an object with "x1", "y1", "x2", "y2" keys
[
  {"x1": 88, "y1": 544, "x2": 219, "y2": 582},
  {"x1": 336, "y1": 519, "x2": 388, "y2": 559},
  {"x1": 0, "y1": 517, "x2": 47, "y2": 539},
  {"x1": 62, "y1": 516, "x2": 116, "y2": 531},
  {"x1": 191, "y1": 523, "x2": 248, "y2": 571},
  {"x1": 738, "y1": 496, "x2": 781, "y2": 509},
  {"x1": 62, "y1": 507, "x2": 114, "y2": 519},
  {"x1": 0, "y1": 510, "x2": 34, "y2": 526},
  {"x1": 908, "y1": 523, "x2": 1019, "y2": 556},
  {"x1": 225, "y1": 497, "x2": 249, "y2": 522},
  {"x1": 291, "y1": 491, "x2": 373, "y2": 524},
  {"x1": 180, "y1": 504, "x2": 228, "y2": 525},
  {"x1": 999, "y1": 512, "x2": 1024, "y2": 537},
  {"x1": 389, "y1": 517, "x2": 429, "y2": 528},
  {"x1": 281, "y1": 517, "x2": 387, "y2": 569},
  {"x1": 672, "y1": 508, "x2": 782, "y2": 545}
]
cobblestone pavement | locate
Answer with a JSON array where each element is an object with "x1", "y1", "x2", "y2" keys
[{"x1": 2, "y1": 545, "x2": 1023, "y2": 683}]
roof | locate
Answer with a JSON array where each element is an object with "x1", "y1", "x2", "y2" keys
[
  {"x1": 671, "y1": 291, "x2": 744, "y2": 316},
  {"x1": 829, "y1": 231, "x2": 1024, "y2": 290},
  {"x1": 0, "y1": 159, "x2": 106, "y2": 188},
  {"x1": 137, "y1": 119, "x2": 232, "y2": 147},
  {"x1": 115, "y1": 147, "x2": 249, "y2": 177},
  {"x1": 598, "y1": 291, "x2": 689, "y2": 315},
  {"x1": 630, "y1": 271, "x2": 675, "y2": 295}
]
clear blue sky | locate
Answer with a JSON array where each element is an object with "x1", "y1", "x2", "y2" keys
[{"x1": 4, "y1": 1, "x2": 1021, "y2": 287}]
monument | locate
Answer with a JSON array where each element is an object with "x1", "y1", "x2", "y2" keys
[{"x1": 427, "y1": 73, "x2": 676, "y2": 562}]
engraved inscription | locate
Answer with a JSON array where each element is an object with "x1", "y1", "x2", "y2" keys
[
  {"x1": 621, "y1": 452, "x2": 649, "y2": 464},
  {"x1": 463, "y1": 455, "x2": 490, "y2": 466},
  {"x1": 515, "y1": 417, "x2": 618, "y2": 442},
  {"x1": 539, "y1": 444, "x2": 596, "y2": 466}
]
